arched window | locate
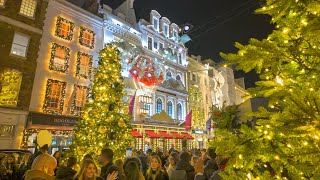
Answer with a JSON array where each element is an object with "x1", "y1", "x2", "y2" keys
[
  {"x1": 156, "y1": 98, "x2": 162, "y2": 114},
  {"x1": 177, "y1": 103, "x2": 182, "y2": 121},
  {"x1": 166, "y1": 71, "x2": 172, "y2": 80},
  {"x1": 176, "y1": 75, "x2": 181, "y2": 81},
  {"x1": 167, "y1": 101, "x2": 173, "y2": 118}
]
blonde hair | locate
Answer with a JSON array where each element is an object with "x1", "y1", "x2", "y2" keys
[
  {"x1": 146, "y1": 155, "x2": 162, "y2": 177},
  {"x1": 74, "y1": 159, "x2": 99, "y2": 180},
  {"x1": 31, "y1": 154, "x2": 57, "y2": 171}
]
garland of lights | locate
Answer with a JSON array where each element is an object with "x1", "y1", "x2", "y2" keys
[
  {"x1": 79, "y1": 26, "x2": 95, "y2": 49},
  {"x1": 42, "y1": 79, "x2": 66, "y2": 115},
  {"x1": 71, "y1": 84, "x2": 88, "y2": 116},
  {"x1": 49, "y1": 43, "x2": 70, "y2": 73},
  {"x1": 76, "y1": 52, "x2": 93, "y2": 79},
  {"x1": 55, "y1": 16, "x2": 75, "y2": 41}
]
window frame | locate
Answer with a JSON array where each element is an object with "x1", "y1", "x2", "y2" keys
[
  {"x1": 49, "y1": 43, "x2": 70, "y2": 73},
  {"x1": 167, "y1": 100, "x2": 173, "y2": 118},
  {"x1": 19, "y1": 0, "x2": 37, "y2": 18},
  {"x1": 155, "y1": 98, "x2": 163, "y2": 114},
  {"x1": 71, "y1": 85, "x2": 88, "y2": 116},
  {"x1": 147, "y1": 36, "x2": 153, "y2": 50},
  {"x1": 153, "y1": 17, "x2": 159, "y2": 31},
  {"x1": 43, "y1": 79, "x2": 66, "y2": 115},
  {"x1": 163, "y1": 23, "x2": 169, "y2": 37},
  {"x1": 177, "y1": 103, "x2": 183, "y2": 121},
  {"x1": 79, "y1": 26, "x2": 95, "y2": 49},
  {"x1": 166, "y1": 71, "x2": 172, "y2": 80},
  {"x1": 10, "y1": 32, "x2": 30, "y2": 58},
  {"x1": 76, "y1": 52, "x2": 93, "y2": 79},
  {"x1": 55, "y1": 16, "x2": 75, "y2": 41}
]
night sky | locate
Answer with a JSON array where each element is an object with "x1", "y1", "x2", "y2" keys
[{"x1": 108, "y1": 0, "x2": 274, "y2": 88}]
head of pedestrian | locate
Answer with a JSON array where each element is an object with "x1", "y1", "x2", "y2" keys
[{"x1": 99, "y1": 148, "x2": 114, "y2": 166}]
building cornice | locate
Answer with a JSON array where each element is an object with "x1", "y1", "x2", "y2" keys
[
  {"x1": 104, "y1": 19, "x2": 141, "y2": 44},
  {"x1": 52, "y1": 0, "x2": 103, "y2": 29},
  {"x1": 0, "y1": 15, "x2": 42, "y2": 34}
]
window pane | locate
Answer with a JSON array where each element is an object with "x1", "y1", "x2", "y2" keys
[
  {"x1": 82, "y1": 31, "x2": 92, "y2": 46},
  {"x1": 59, "y1": 22, "x2": 70, "y2": 37},
  {"x1": 177, "y1": 103, "x2": 182, "y2": 121},
  {"x1": 53, "y1": 47, "x2": 66, "y2": 70},
  {"x1": 156, "y1": 98, "x2": 162, "y2": 114},
  {"x1": 167, "y1": 101, "x2": 173, "y2": 118},
  {"x1": 19, "y1": 0, "x2": 36, "y2": 18},
  {"x1": 11, "y1": 33, "x2": 29, "y2": 57},
  {"x1": 153, "y1": 18, "x2": 158, "y2": 30},
  {"x1": 74, "y1": 87, "x2": 86, "y2": 116},
  {"x1": 47, "y1": 83, "x2": 62, "y2": 110},
  {"x1": 0, "y1": 70, "x2": 22, "y2": 107},
  {"x1": 166, "y1": 71, "x2": 172, "y2": 80},
  {"x1": 148, "y1": 37, "x2": 152, "y2": 50}
]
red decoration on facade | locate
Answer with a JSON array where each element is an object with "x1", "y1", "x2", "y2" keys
[{"x1": 128, "y1": 55, "x2": 164, "y2": 86}]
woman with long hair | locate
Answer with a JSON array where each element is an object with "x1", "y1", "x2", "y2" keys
[
  {"x1": 53, "y1": 151, "x2": 61, "y2": 166},
  {"x1": 124, "y1": 161, "x2": 144, "y2": 180},
  {"x1": 73, "y1": 159, "x2": 103, "y2": 180},
  {"x1": 166, "y1": 152, "x2": 179, "y2": 177},
  {"x1": 3, "y1": 154, "x2": 17, "y2": 180},
  {"x1": 145, "y1": 155, "x2": 168, "y2": 180}
]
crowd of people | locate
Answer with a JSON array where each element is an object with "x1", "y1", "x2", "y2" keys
[{"x1": 0, "y1": 144, "x2": 227, "y2": 180}]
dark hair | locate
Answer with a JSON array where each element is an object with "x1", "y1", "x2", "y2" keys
[
  {"x1": 169, "y1": 152, "x2": 179, "y2": 165},
  {"x1": 40, "y1": 144, "x2": 49, "y2": 151},
  {"x1": 201, "y1": 148, "x2": 206, "y2": 153},
  {"x1": 207, "y1": 148, "x2": 216, "y2": 159},
  {"x1": 67, "y1": 157, "x2": 77, "y2": 167},
  {"x1": 123, "y1": 157, "x2": 142, "y2": 172},
  {"x1": 179, "y1": 151, "x2": 191, "y2": 162},
  {"x1": 146, "y1": 149, "x2": 152, "y2": 154},
  {"x1": 124, "y1": 161, "x2": 141, "y2": 180},
  {"x1": 101, "y1": 148, "x2": 114, "y2": 161}
]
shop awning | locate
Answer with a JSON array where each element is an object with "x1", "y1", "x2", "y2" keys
[
  {"x1": 158, "y1": 131, "x2": 172, "y2": 139},
  {"x1": 131, "y1": 130, "x2": 142, "y2": 138},
  {"x1": 181, "y1": 132, "x2": 194, "y2": 139},
  {"x1": 145, "y1": 130, "x2": 160, "y2": 138},
  {"x1": 170, "y1": 132, "x2": 183, "y2": 139}
]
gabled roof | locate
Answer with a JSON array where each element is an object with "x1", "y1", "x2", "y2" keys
[{"x1": 159, "y1": 78, "x2": 188, "y2": 94}]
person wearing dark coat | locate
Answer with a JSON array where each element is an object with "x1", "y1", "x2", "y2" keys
[
  {"x1": 145, "y1": 155, "x2": 169, "y2": 180},
  {"x1": 174, "y1": 151, "x2": 195, "y2": 180},
  {"x1": 26, "y1": 144, "x2": 48, "y2": 170},
  {"x1": 204, "y1": 148, "x2": 218, "y2": 179},
  {"x1": 55, "y1": 157, "x2": 77, "y2": 180},
  {"x1": 99, "y1": 148, "x2": 121, "y2": 180}
]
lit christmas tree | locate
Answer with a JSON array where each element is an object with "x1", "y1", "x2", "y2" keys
[
  {"x1": 212, "y1": 0, "x2": 320, "y2": 179},
  {"x1": 69, "y1": 44, "x2": 132, "y2": 160}
]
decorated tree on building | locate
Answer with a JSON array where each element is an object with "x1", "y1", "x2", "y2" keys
[
  {"x1": 211, "y1": 0, "x2": 320, "y2": 179},
  {"x1": 68, "y1": 44, "x2": 132, "y2": 161}
]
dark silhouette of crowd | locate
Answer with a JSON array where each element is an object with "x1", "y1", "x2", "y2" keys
[{"x1": 0, "y1": 144, "x2": 227, "y2": 180}]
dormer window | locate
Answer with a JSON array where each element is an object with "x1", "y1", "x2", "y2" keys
[
  {"x1": 164, "y1": 24, "x2": 169, "y2": 37},
  {"x1": 147, "y1": 36, "x2": 153, "y2": 50},
  {"x1": 153, "y1": 17, "x2": 159, "y2": 31},
  {"x1": 173, "y1": 29, "x2": 178, "y2": 40}
]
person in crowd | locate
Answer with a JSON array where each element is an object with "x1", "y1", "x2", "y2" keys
[
  {"x1": 161, "y1": 150, "x2": 169, "y2": 167},
  {"x1": 165, "y1": 152, "x2": 179, "y2": 177},
  {"x1": 53, "y1": 151, "x2": 62, "y2": 167},
  {"x1": 191, "y1": 156, "x2": 199, "y2": 167},
  {"x1": 170, "y1": 151, "x2": 195, "y2": 180},
  {"x1": 168, "y1": 144, "x2": 176, "y2": 154},
  {"x1": 16, "y1": 153, "x2": 31, "y2": 179},
  {"x1": 194, "y1": 157, "x2": 206, "y2": 180},
  {"x1": 84, "y1": 154, "x2": 94, "y2": 161},
  {"x1": 136, "y1": 150, "x2": 148, "y2": 175},
  {"x1": 0, "y1": 153, "x2": 6, "y2": 180},
  {"x1": 204, "y1": 147, "x2": 218, "y2": 179},
  {"x1": 182, "y1": 137, "x2": 187, "y2": 149},
  {"x1": 2, "y1": 154, "x2": 17, "y2": 180},
  {"x1": 200, "y1": 149, "x2": 209, "y2": 166},
  {"x1": 145, "y1": 155, "x2": 168, "y2": 180},
  {"x1": 74, "y1": 159, "x2": 104, "y2": 180},
  {"x1": 27, "y1": 144, "x2": 49, "y2": 169},
  {"x1": 114, "y1": 159, "x2": 125, "y2": 180},
  {"x1": 24, "y1": 154, "x2": 57, "y2": 180},
  {"x1": 124, "y1": 160, "x2": 145, "y2": 180},
  {"x1": 209, "y1": 156, "x2": 229, "y2": 180},
  {"x1": 56, "y1": 156, "x2": 78, "y2": 180},
  {"x1": 99, "y1": 148, "x2": 121, "y2": 180},
  {"x1": 123, "y1": 157, "x2": 142, "y2": 173},
  {"x1": 155, "y1": 147, "x2": 163, "y2": 159}
]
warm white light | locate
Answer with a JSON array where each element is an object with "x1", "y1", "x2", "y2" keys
[{"x1": 276, "y1": 76, "x2": 284, "y2": 86}]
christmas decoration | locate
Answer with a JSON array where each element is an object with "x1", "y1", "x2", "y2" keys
[
  {"x1": 0, "y1": 69, "x2": 22, "y2": 107},
  {"x1": 79, "y1": 26, "x2": 95, "y2": 49},
  {"x1": 49, "y1": 43, "x2": 70, "y2": 73},
  {"x1": 76, "y1": 52, "x2": 93, "y2": 79},
  {"x1": 213, "y1": 0, "x2": 320, "y2": 179},
  {"x1": 71, "y1": 84, "x2": 88, "y2": 116},
  {"x1": 55, "y1": 16, "x2": 74, "y2": 41},
  {"x1": 42, "y1": 79, "x2": 66, "y2": 115},
  {"x1": 67, "y1": 44, "x2": 132, "y2": 161}
]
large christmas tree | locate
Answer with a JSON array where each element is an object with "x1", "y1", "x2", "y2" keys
[
  {"x1": 69, "y1": 44, "x2": 132, "y2": 160},
  {"x1": 212, "y1": 0, "x2": 320, "y2": 179}
]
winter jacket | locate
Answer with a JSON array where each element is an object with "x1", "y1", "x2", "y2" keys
[
  {"x1": 145, "y1": 170, "x2": 169, "y2": 180},
  {"x1": 204, "y1": 160, "x2": 218, "y2": 179},
  {"x1": 175, "y1": 161, "x2": 195, "y2": 180},
  {"x1": 55, "y1": 166, "x2": 77, "y2": 180}
]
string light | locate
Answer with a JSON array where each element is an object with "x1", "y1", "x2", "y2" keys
[
  {"x1": 42, "y1": 79, "x2": 66, "y2": 115},
  {"x1": 49, "y1": 43, "x2": 70, "y2": 73},
  {"x1": 79, "y1": 26, "x2": 95, "y2": 49},
  {"x1": 55, "y1": 16, "x2": 74, "y2": 40},
  {"x1": 76, "y1": 52, "x2": 93, "y2": 79},
  {"x1": 276, "y1": 76, "x2": 284, "y2": 86}
]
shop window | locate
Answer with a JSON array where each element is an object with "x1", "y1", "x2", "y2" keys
[
  {"x1": 76, "y1": 52, "x2": 92, "y2": 79},
  {"x1": 10, "y1": 32, "x2": 30, "y2": 57},
  {"x1": 147, "y1": 36, "x2": 153, "y2": 50},
  {"x1": 155, "y1": 98, "x2": 162, "y2": 114},
  {"x1": 0, "y1": 125, "x2": 15, "y2": 137},
  {"x1": 72, "y1": 85, "x2": 87, "y2": 116},
  {"x1": 177, "y1": 103, "x2": 182, "y2": 121},
  {"x1": 0, "y1": 0, "x2": 5, "y2": 7},
  {"x1": 19, "y1": 0, "x2": 36, "y2": 18},
  {"x1": 79, "y1": 27, "x2": 95, "y2": 49},
  {"x1": 0, "y1": 69, "x2": 22, "y2": 107},
  {"x1": 43, "y1": 79, "x2": 66, "y2": 114},
  {"x1": 49, "y1": 43, "x2": 70, "y2": 73},
  {"x1": 55, "y1": 17, "x2": 74, "y2": 40},
  {"x1": 167, "y1": 101, "x2": 173, "y2": 118},
  {"x1": 166, "y1": 71, "x2": 172, "y2": 80}
]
